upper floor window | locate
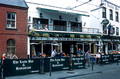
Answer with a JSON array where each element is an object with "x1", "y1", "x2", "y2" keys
[
  {"x1": 6, "y1": 12, "x2": 16, "y2": 28},
  {"x1": 109, "y1": 9, "x2": 113, "y2": 20},
  {"x1": 102, "y1": 7, "x2": 106, "y2": 18},
  {"x1": 115, "y1": 12, "x2": 119, "y2": 22},
  {"x1": 116, "y1": 27, "x2": 119, "y2": 35}
]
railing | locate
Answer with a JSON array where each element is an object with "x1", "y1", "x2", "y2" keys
[{"x1": 32, "y1": 24, "x2": 99, "y2": 33}]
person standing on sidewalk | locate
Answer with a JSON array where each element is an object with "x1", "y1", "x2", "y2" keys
[{"x1": 85, "y1": 50, "x2": 91, "y2": 67}]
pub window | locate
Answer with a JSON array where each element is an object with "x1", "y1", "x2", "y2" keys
[
  {"x1": 115, "y1": 12, "x2": 119, "y2": 22},
  {"x1": 6, "y1": 12, "x2": 16, "y2": 28},
  {"x1": 102, "y1": 7, "x2": 106, "y2": 18},
  {"x1": 116, "y1": 27, "x2": 119, "y2": 35},
  {"x1": 6, "y1": 39, "x2": 16, "y2": 56},
  {"x1": 109, "y1": 9, "x2": 113, "y2": 20}
]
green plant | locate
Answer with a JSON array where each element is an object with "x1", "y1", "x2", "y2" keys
[
  {"x1": 70, "y1": 34, "x2": 75, "y2": 38},
  {"x1": 42, "y1": 33, "x2": 49, "y2": 37},
  {"x1": 54, "y1": 34, "x2": 59, "y2": 37},
  {"x1": 28, "y1": 30, "x2": 40, "y2": 37},
  {"x1": 96, "y1": 36, "x2": 100, "y2": 38},
  {"x1": 86, "y1": 35, "x2": 91, "y2": 38},
  {"x1": 83, "y1": 42, "x2": 88, "y2": 44},
  {"x1": 80, "y1": 35, "x2": 84, "y2": 38}
]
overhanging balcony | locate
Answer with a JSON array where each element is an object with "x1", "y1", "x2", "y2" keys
[{"x1": 32, "y1": 24, "x2": 99, "y2": 34}]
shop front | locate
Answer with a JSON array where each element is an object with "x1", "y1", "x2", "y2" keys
[{"x1": 29, "y1": 34, "x2": 100, "y2": 58}]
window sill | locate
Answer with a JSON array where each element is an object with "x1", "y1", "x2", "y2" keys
[{"x1": 5, "y1": 28, "x2": 18, "y2": 30}]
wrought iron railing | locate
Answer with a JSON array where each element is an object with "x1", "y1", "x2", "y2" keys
[{"x1": 32, "y1": 24, "x2": 99, "y2": 33}]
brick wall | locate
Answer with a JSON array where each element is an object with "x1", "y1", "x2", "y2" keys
[{"x1": 0, "y1": 5, "x2": 28, "y2": 58}]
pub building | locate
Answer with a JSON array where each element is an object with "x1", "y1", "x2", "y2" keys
[{"x1": 26, "y1": 0, "x2": 120, "y2": 58}]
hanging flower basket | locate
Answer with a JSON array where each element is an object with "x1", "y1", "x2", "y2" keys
[
  {"x1": 42, "y1": 33, "x2": 49, "y2": 37},
  {"x1": 54, "y1": 34, "x2": 59, "y2": 37},
  {"x1": 28, "y1": 30, "x2": 40, "y2": 37},
  {"x1": 80, "y1": 35, "x2": 84, "y2": 38},
  {"x1": 70, "y1": 34, "x2": 75, "y2": 38},
  {"x1": 86, "y1": 35, "x2": 91, "y2": 38},
  {"x1": 96, "y1": 36, "x2": 100, "y2": 38},
  {"x1": 83, "y1": 42, "x2": 88, "y2": 44}
]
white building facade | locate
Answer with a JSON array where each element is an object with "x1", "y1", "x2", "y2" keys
[{"x1": 25, "y1": 0, "x2": 120, "y2": 58}]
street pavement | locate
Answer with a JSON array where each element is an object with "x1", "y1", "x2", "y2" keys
[
  {"x1": 65, "y1": 67, "x2": 120, "y2": 79},
  {"x1": 6, "y1": 63, "x2": 120, "y2": 79}
]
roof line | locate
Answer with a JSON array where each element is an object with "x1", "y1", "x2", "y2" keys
[{"x1": 26, "y1": 1, "x2": 88, "y2": 14}]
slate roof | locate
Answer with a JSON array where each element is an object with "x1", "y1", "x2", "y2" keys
[{"x1": 0, "y1": 0, "x2": 28, "y2": 8}]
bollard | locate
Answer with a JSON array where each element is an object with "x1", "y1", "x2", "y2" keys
[
  {"x1": 49, "y1": 59, "x2": 51, "y2": 76},
  {"x1": 91, "y1": 57, "x2": 94, "y2": 71}
]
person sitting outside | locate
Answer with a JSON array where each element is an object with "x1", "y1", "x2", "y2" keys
[
  {"x1": 77, "y1": 48, "x2": 82, "y2": 56},
  {"x1": 61, "y1": 52, "x2": 66, "y2": 57},
  {"x1": 56, "y1": 52, "x2": 61, "y2": 58},
  {"x1": 42, "y1": 53, "x2": 46, "y2": 58},
  {"x1": 2, "y1": 53, "x2": 6, "y2": 61},
  {"x1": 51, "y1": 49, "x2": 57, "y2": 57},
  {"x1": 96, "y1": 52, "x2": 101, "y2": 64},
  {"x1": 66, "y1": 54, "x2": 70, "y2": 57}
]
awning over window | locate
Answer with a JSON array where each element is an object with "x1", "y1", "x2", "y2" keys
[{"x1": 37, "y1": 7, "x2": 89, "y2": 16}]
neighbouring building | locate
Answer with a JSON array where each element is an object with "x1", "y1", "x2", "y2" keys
[
  {"x1": 25, "y1": 0, "x2": 120, "y2": 58},
  {"x1": 0, "y1": 0, "x2": 28, "y2": 58},
  {"x1": 78, "y1": 0, "x2": 120, "y2": 54}
]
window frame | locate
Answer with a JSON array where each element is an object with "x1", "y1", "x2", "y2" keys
[
  {"x1": 109, "y1": 9, "x2": 113, "y2": 20},
  {"x1": 6, "y1": 39, "x2": 16, "y2": 56},
  {"x1": 6, "y1": 12, "x2": 16, "y2": 29},
  {"x1": 102, "y1": 7, "x2": 106, "y2": 18},
  {"x1": 115, "y1": 11, "x2": 119, "y2": 22},
  {"x1": 116, "y1": 27, "x2": 119, "y2": 35}
]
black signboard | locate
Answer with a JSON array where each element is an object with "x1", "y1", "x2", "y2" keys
[
  {"x1": 101, "y1": 55, "x2": 110, "y2": 64},
  {"x1": 118, "y1": 54, "x2": 120, "y2": 62},
  {"x1": 72, "y1": 56, "x2": 85, "y2": 69},
  {"x1": 111, "y1": 54, "x2": 119, "y2": 63},
  {"x1": 3, "y1": 59, "x2": 40, "y2": 77},
  {"x1": 44, "y1": 57, "x2": 70, "y2": 72}
]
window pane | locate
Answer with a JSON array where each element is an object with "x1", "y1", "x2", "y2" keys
[
  {"x1": 7, "y1": 13, "x2": 11, "y2": 19},
  {"x1": 116, "y1": 27, "x2": 119, "y2": 35},
  {"x1": 115, "y1": 12, "x2": 119, "y2": 22},
  {"x1": 11, "y1": 21, "x2": 15, "y2": 27},
  {"x1": 102, "y1": 7, "x2": 106, "y2": 18},
  {"x1": 109, "y1": 9, "x2": 113, "y2": 20},
  {"x1": 12, "y1": 13, "x2": 15, "y2": 19},
  {"x1": 7, "y1": 21, "x2": 11, "y2": 28}
]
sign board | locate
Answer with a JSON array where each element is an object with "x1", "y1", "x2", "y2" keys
[
  {"x1": 3, "y1": 59, "x2": 40, "y2": 77},
  {"x1": 44, "y1": 57, "x2": 70, "y2": 72},
  {"x1": 72, "y1": 56, "x2": 85, "y2": 69},
  {"x1": 111, "y1": 54, "x2": 119, "y2": 63},
  {"x1": 118, "y1": 54, "x2": 120, "y2": 62},
  {"x1": 101, "y1": 55, "x2": 110, "y2": 64}
]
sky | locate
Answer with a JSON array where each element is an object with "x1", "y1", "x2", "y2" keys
[{"x1": 25, "y1": 0, "x2": 120, "y2": 8}]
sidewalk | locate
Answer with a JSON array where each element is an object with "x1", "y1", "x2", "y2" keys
[{"x1": 6, "y1": 63, "x2": 120, "y2": 79}]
